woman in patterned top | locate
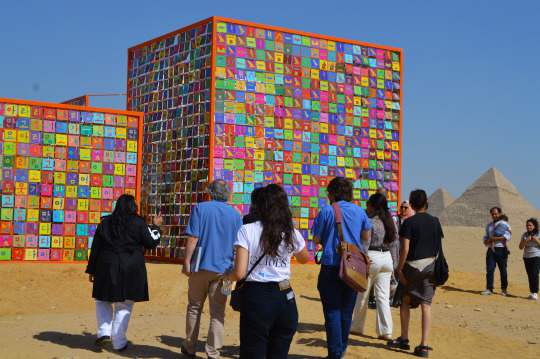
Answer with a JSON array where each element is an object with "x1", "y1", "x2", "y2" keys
[{"x1": 351, "y1": 193, "x2": 399, "y2": 340}]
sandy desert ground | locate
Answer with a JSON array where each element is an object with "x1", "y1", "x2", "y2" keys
[{"x1": 1, "y1": 226, "x2": 539, "y2": 359}]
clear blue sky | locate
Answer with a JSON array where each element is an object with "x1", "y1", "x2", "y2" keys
[{"x1": 1, "y1": 0, "x2": 539, "y2": 210}]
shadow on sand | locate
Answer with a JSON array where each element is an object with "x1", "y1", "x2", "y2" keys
[{"x1": 34, "y1": 331, "x2": 180, "y2": 358}]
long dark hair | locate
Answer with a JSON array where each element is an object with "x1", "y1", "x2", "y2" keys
[
  {"x1": 368, "y1": 193, "x2": 396, "y2": 245},
  {"x1": 249, "y1": 187, "x2": 264, "y2": 214},
  {"x1": 527, "y1": 218, "x2": 539, "y2": 236},
  {"x1": 257, "y1": 184, "x2": 295, "y2": 257},
  {"x1": 110, "y1": 194, "x2": 138, "y2": 238}
]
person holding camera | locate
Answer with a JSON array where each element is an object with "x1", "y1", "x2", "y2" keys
[{"x1": 519, "y1": 218, "x2": 540, "y2": 300}]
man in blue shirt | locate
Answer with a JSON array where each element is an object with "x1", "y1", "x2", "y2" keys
[
  {"x1": 311, "y1": 177, "x2": 371, "y2": 359},
  {"x1": 481, "y1": 206, "x2": 511, "y2": 296},
  {"x1": 181, "y1": 179, "x2": 242, "y2": 359}
]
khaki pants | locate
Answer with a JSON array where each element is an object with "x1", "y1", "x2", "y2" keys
[{"x1": 183, "y1": 269, "x2": 226, "y2": 358}]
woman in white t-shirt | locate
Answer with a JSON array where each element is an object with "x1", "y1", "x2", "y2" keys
[{"x1": 226, "y1": 184, "x2": 310, "y2": 359}]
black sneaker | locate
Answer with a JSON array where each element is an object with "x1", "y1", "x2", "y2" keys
[
  {"x1": 181, "y1": 345, "x2": 196, "y2": 358},
  {"x1": 368, "y1": 301, "x2": 377, "y2": 309},
  {"x1": 94, "y1": 335, "x2": 110, "y2": 347}
]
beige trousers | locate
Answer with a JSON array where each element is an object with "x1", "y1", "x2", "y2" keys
[
  {"x1": 183, "y1": 269, "x2": 226, "y2": 358},
  {"x1": 351, "y1": 250, "x2": 394, "y2": 336}
]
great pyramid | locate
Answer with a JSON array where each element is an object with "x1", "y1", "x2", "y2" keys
[
  {"x1": 427, "y1": 188, "x2": 455, "y2": 217},
  {"x1": 438, "y1": 167, "x2": 540, "y2": 228}
]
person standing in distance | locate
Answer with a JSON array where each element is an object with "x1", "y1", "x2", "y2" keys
[
  {"x1": 481, "y1": 207, "x2": 511, "y2": 296},
  {"x1": 181, "y1": 180, "x2": 243, "y2": 359}
]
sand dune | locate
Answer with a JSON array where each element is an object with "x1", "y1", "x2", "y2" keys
[{"x1": 1, "y1": 226, "x2": 539, "y2": 358}]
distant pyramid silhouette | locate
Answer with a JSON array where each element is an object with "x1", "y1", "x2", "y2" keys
[
  {"x1": 427, "y1": 188, "x2": 455, "y2": 217},
  {"x1": 438, "y1": 167, "x2": 540, "y2": 228}
]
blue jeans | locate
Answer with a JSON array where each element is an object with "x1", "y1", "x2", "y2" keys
[
  {"x1": 486, "y1": 249, "x2": 508, "y2": 291},
  {"x1": 240, "y1": 282, "x2": 298, "y2": 359},
  {"x1": 317, "y1": 265, "x2": 358, "y2": 358}
]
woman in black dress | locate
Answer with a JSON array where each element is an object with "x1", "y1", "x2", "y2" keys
[{"x1": 86, "y1": 194, "x2": 162, "y2": 352}]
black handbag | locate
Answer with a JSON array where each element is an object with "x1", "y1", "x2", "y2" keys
[
  {"x1": 229, "y1": 254, "x2": 265, "y2": 312},
  {"x1": 434, "y1": 236, "x2": 449, "y2": 286}
]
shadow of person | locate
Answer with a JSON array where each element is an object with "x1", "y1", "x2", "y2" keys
[
  {"x1": 299, "y1": 295, "x2": 321, "y2": 302},
  {"x1": 440, "y1": 285, "x2": 483, "y2": 295},
  {"x1": 33, "y1": 331, "x2": 180, "y2": 359},
  {"x1": 295, "y1": 323, "x2": 402, "y2": 354},
  {"x1": 296, "y1": 321, "x2": 326, "y2": 334},
  {"x1": 157, "y1": 335, "x2": 240, "y2": 358}
]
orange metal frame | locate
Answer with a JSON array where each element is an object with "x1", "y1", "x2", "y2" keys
[
  {"x1": 0, "y1": 97, "x2": 144, "y2": 263},
  {"x1": 60, "y1": 95, "x2": 89, "y2": 107}
]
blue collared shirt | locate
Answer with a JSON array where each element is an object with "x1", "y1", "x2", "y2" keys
[
  {"x1": 311, "y1": 201, "x2": 372, "y2": 266},
  {"x1": 185, "y1": 199, "x2": 243, "y2": 273}
]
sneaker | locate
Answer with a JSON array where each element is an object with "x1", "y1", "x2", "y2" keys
[
  {"x1": 181, "y1": 345, "x2": 196, "y2": 359},
  {"x1": 501, "y1": 290, "x2": 507, "y2": 296},
  {"x1": 487, "y1": 248, "x2": 495, "y2": 255},
  {"x1": 94, "y1": 335, "x2": 110, "y2": 347},
  {"x1": 481, "y1": 290, "x2": 493, "y2": 295},
  {"x1": 527, "y1": 293, "x2": 538, "y2": 300},
  {"x1": 368, "y1": 301, "x2": 377, "y2": 309},
  {"x1": 378, "y1": 334, "x2": 392, "y2": 340}
]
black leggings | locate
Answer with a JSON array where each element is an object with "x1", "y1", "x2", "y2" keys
[{"x1": 524, "y1": 257, "x2": 540, "y2": 294}]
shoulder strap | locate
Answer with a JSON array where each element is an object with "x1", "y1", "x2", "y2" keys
[
  {"x1": 244, "y1": 252, "x2": 265, "y2": 279},
  {"x1": 331, "y1": 202, "x2": 345, "y2": 245}
]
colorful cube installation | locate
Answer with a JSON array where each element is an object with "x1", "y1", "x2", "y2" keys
[
  {"x1": 0, "y1": 98, "x2": 143, "y2": 261},
  {"x1": 128, "y1": 17, "x2": 402, "y2": 262}
]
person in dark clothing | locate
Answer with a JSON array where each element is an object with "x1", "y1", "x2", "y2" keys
[
  {"x1": 388, "y1": 189, "x2": 443, "y2": 358},
  {"x1": 86, "y1": 194, "x2": 162, "y2": 352},
  {"x1": 242, "y1": 186, "x2": 264, "y2": 225}
]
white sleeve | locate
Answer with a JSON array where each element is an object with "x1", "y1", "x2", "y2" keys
[
  {"x1": 234, "y1": 225, "x2": 250, "y2": 250},
  {"x1": 292, "y1": 229, "x2": 306, "y2": 254}
]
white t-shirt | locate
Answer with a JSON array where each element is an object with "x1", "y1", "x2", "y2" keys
[{"x1": 234, "y1": 221, "x2": 305, "y2": 282}]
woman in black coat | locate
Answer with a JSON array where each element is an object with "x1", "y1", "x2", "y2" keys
[{"x1": 86, "y1": 194, "x2": 162, "y2": 352}]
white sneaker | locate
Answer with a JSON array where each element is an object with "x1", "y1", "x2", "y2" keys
[
  {"x1": 481, "y1": 290, "x2": 493, "y2": 295},
  {"x1": 527, "y1": 293, "x2": 538, "y2": 300},
  {"x1": 501, "y1": 290, "x2": 507, "y2": 296}
]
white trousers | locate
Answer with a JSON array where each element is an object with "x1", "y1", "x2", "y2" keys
[
  {"x1": 350, "y1": 250, "x2": 393, "y2": 336},
  {"x1": 96, "y1": 300, "x2": 135, "y2": 349}
]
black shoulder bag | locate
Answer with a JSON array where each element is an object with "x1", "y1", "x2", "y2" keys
[
  {"x1": 230, "y1": 253, "x2": 265, "y2": 312},
  {"x1": 434, "y1": 236, "x2": 449, "y2": 286}
]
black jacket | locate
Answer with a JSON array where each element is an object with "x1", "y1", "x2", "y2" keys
[{"x1": 85, "y1": 215, "x2": 162, "y2": 302}]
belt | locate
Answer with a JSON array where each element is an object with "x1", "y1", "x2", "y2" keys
[
  {"x1": 369, "y1": 247, "x2": 390, "y2": 252},
  {"x1": 493, "y1": 247, "x2": 505, "y2": 251}
]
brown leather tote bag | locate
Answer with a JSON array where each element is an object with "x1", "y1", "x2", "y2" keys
[{"x1": 333, "y1": 202, "x2": 371, "y2": 292}]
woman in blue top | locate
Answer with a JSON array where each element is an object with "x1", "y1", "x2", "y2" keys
[{"x1": 311, "y1": 177, "x2": 371, "y2": 359}]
